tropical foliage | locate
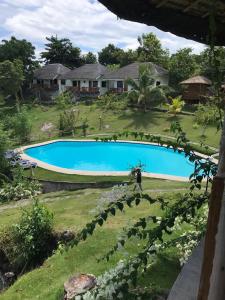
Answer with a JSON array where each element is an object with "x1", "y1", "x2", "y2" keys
[
  {"x1": 126, "y1": 64, "x2": 155, "y2": 111},
  {"x1": 166, "y1": 96, "x2": 185, "y2": 116},
  {"x1": 59, "y1": 108, "x2": 80, "y2": 135},
  {"x1": 0, "y1": 60, "x2": 24, "y2": 111}
]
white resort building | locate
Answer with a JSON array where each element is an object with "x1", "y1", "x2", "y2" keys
[{"x1": 31, "y1": 62, "x2": 169, "y2": 101}]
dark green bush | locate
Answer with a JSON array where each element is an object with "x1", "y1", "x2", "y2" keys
[{"x1": 12, "y1": 199, "x2": 53, "y2": 270}]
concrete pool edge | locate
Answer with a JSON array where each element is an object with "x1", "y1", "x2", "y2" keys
[{"x1": 18, "y1": 139, "x2": 218, "y2": 182}]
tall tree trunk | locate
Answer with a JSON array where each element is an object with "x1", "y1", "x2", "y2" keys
[{"x1": 197, "y1": 115, "x2": 225, "y2": 300}]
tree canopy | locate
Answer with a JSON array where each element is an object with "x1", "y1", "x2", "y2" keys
[
  {"x1": 169, "y1": 48, "x2": 199, "y2": 88},
  {"x1": 137, "y1": 33, "x2": 170, "y2": 69},
  {"x1": 0, "y1": 37, "x2": 36, "y2": 81},
  {"x1": 41, "y1": 36, "x2": 83, "y2": 68},
  {"x1": 0, "y1": 59, "x2": 24, "y2": 110},
  {"x1": 83, "y1": 52, "x2": 97, "y2": 64}
]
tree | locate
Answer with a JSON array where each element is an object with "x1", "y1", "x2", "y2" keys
[
  {"x1": 41, "y1": 36, "x2": 83, "y2": 68},
  {"x1": 0, "y1": 60, "x2": 24, "y2": 111},
  {"x1": 117, "y1": 49, "x2": 137, "y2": 67},
  {"x1": 98, "y1": 44, "x2": 123, "y2": 65},
  {"x1": 195, "y1": 103, "x2": 220, "y2": 137},
  {"x1": 126, "y1": 64, "x2": 155, "y2": 112},
  {"x1": 137, "y1": 33, "x2": 170, "y2": 69},
  {"x1": 169, "y1": 48, "x2": 199, "y2": 89},
  {"x1": 0, "y1": 36, "x2": 36, "y2": 81},
  {"x1": 12, "y1": 108, "x2": 32, "y2": 143},
  {"x1": 83, "y1": 52, "x2": 97, "y2": 64},
  {"x1": 196, "y1": 46, "x2": 225, "y2": 81}
]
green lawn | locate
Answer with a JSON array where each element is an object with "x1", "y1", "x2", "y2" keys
[
  {"x1": 16, "y1": 103, "x2": 221, "y2": 148},
  {"x1": 0, "y1": 188, "x2": 184, "y2": 300},
  {"x1": 0, "y1": 101, "x2": 215, "y2": 299},
  {"x1": 24, "y1": 167, "x2": 192, "y2": 189}
]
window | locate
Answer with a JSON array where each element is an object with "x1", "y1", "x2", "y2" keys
[
  {"x1": 54, "y1": 79, "x2": 58, "y2": 85},
  {"x1": 93, "y1": 81, "x2": 98, "y2": 88},
  {"x1": 61, "y1": 79, "x2": 66, "y2": 85},
  {"x1": 73, "y1": 81, "x2": 77, "y2": 87},
  {"x1": 117, "y1": 81, "x2": 123, "y2": 88},
  {"x1": 37, "y1": 79, "x2": 41, "y2": 84},
  {"x1": 101, "y1": 81, "x2": 107, "y2": 88},
  {"x1": 156, "y1": 81, "x2": 161, "y2": 86}
]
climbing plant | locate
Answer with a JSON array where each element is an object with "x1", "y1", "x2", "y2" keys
[{"x1": 65, "y1": 122, "x2": 217, "y2": 299}]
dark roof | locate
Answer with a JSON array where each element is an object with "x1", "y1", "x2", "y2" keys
[
  {"x1": 33, "y1": 64, "x2": 70, "y2": 80},
  {"x1": 102, "y1": 62, "x2": 168, "y2": 80},
  {"x1": 180, "y1": 76, "x2": 212, "y2": 85},
  {"x1": 99, "y1": 0, "x2": 225, "y2": 46},
  {"x1": 62, "y1": 64, "x2": 107, "y2": 80}
]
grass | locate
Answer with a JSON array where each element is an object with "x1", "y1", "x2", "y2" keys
[
  {"x1": 0, "y1": 101, "x2": 213, "y2": 299},
  {"x1": 9, "y1": 102, "x2": 221, "y2": 148},
  {"x1": 0, "y1": 188, "x2": 183, "y2": 300},
  {"x1": 23, "y1": 167, "x2": 192, "y2": 190}
]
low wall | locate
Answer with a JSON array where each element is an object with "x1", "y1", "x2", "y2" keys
[{"x1": 37, "y1": 179, "x2": 130, "y2": 194}]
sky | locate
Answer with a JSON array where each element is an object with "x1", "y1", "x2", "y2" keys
[{"x1": 0, "y1": 0, "x2": 206, "y2": 58}]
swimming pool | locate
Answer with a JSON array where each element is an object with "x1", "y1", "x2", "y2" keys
[{"x1": 23, "y1": 140, "x2": 196, "y2": 178}]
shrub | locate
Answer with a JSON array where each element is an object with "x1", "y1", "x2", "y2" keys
[
  {"x1": 59, "y1": 109, "x2": 79, "y2": 136},
  {"x1": 166, "y1": 96, "x2": 184, "y2": 116},
  {"x1": 147, "y1": 87, "x2": 167, "y2": 107},
  {"x1": 97, "y1": 93, "x2": 128, "y2": 111},
  {"x1": 0, "y1": 168, "x2": 41, "y2": 203},
  {"x1": 0, "y1": 180, "x2": 41, "y2": 203},
  {"x1": 0, "y1": 123, "x2": 11, "y2": 185},
  {"x1": 12, "y1": 108, "x2": 32, "y2": 143},
  {"x1": 55, "y1": 91, "x2": 72, "y2": 109},
  {"x1": 12, "y1": 199, "x2": 54, "y2": 269}
]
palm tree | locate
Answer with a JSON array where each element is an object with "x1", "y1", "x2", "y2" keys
[
  {"x1": 167, "y1": 96, "x2": 184, "y2": 116},
  {"x1": 126, "y1": 64, "x2": 155, "y2": 112}
]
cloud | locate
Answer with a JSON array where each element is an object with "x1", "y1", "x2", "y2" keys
[{"x1": 0, "y1": 0, "x2": 206, "y2": 58}]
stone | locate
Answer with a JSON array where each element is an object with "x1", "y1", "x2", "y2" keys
[
  {"x1": 4, "y1": 272, "x2": 15, "y2": 286},
  {"x1": 64, "y1": 273, "x2": 97, "y2": 300},
  {"x1": 60, "y1": 230, "x2": 75, "y2": 243}
]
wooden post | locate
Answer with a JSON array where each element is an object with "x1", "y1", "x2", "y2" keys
[{"x1": 198, "y1": 116, "x2": 225, "y2": 300}]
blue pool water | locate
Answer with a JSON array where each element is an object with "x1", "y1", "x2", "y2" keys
[{"x1": 25, "y1": 141, "x2": 195, "y2": 177}]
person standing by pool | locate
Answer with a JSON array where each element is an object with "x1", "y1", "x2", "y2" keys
[{"x1": 134, "y1": 167, "x2": 143, "y2": 192}]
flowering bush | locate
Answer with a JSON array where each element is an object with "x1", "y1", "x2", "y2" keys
[
  {"x1": 0, "y1": 180, "x2": 41, "y2": 203},
  {"x1": 173, "y1": 204, "x2": 208, "y2": 266}
]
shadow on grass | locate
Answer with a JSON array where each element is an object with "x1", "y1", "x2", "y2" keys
[{"x1": 118, "y1": 109, "x2": 163, "y2": 130}]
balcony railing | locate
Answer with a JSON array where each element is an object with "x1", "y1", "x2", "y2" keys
[
  {"x1": 67, "y1": 87, "x2": 99, "y2": 94},
  {"x1": 109, "y1": 87, "x2": 127, "y2": 93}
]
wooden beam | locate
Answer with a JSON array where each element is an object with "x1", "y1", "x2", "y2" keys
[
  {"x1": 197, "y1": 177, "x2": 225, "y2": 300},
  {"x1": 202, "y1": 11, "x2": 209, "y2": 18},
  {"x1": 156, "y1": 0, "x2": 169, "y2": 8},
  {"x1": 183, "y1": 0, "x2": 202, "y2": 12}
]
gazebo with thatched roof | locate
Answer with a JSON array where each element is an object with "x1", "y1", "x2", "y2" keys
[{"x1": 180, "y1": 75, "x2": 212, "y2": 104}]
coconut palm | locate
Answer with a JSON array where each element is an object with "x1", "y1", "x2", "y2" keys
[{"x1": 126, "y1": 64, "x2": 155, "y2": 112}]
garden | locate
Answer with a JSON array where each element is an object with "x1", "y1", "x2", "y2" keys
[{"x1": 0, "y1": 12, "x2": 224, "y2": 299}]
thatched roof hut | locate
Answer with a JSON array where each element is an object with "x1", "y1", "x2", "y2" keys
[
  {"x1": 180, "y1": 76, "x2": 212, "y2": 85},
  {"x1": 99, "y1": 0, "x2": 225, "y2": 45},
  {"x1": 180, "y1": 75, "x2": 212, "y2": 103}
]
